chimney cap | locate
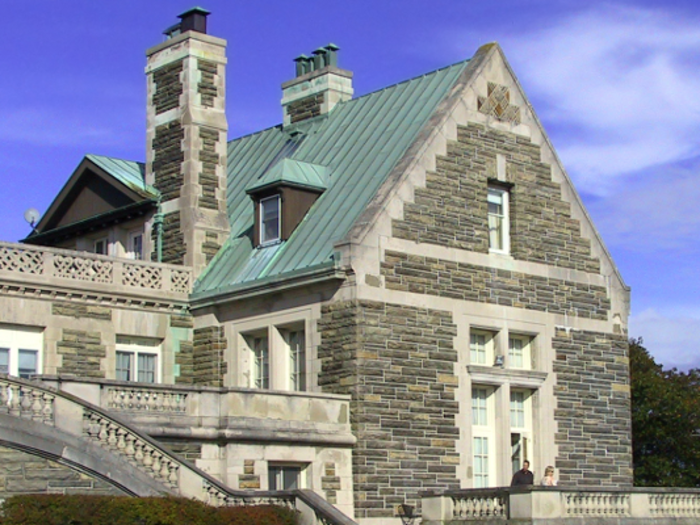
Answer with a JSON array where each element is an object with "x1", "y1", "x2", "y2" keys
[{"x1": 178, "y1": 6, "x2": 211, "y2": 19}]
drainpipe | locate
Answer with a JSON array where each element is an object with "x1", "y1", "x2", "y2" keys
[{"x1": 154, "y1": 209, "x2": 163, "y2": 263}]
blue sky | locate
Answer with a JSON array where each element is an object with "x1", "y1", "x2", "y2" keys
[{"x1": 1, "y1": 1, "x2": 698, "y2": 369}]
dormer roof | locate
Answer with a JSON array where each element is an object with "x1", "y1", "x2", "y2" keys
[{"x1": 246, "y1": 159, "x2": 328, "y2": 195}]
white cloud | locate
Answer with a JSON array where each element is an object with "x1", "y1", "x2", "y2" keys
[
  {"x1": 630, "y1": 308, "x2": 700, "y2": 370},
  {"x1": 500, "y1": 5, "x2": 700, "y2": 195}
]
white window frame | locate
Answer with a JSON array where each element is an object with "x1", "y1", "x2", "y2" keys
[
  {"x1": 510, "y1": 389, "x2": 533, "y2": 475},
  {"x1": 472, "y1": 386, "x2": 496, "y2": 488},
  {"x1": 488, "y1": 186, "x2": 510, "y2": 254},
  {"x1": 115, "y1": 336, "x2": 161, "y2": 383},
  {"x1": 128, "y1": 229, "x2": 144, "y2": 260},
  {"x1": 267, "y1": 463, "x2": 307, "y2": 491},
  {"x1": 260, "y1": 195, "x2": 281, "y2": 245},
  {"x1": 284, "y1": 328, "x2": 306, "y2": 392},
  {"x1": 508, "y1": 334, "x2": 532, "y2": 370},
  {"x1": 244, "y1": 333, "x2": 270, "y2": 389},
  {"x1": 0, "y1": 325, "x2": 43, "y2": 379},
  {"x1": 470, "y1": 329, "x2": 496, "y2": 366},
  {"x1": 93, "y1": 236, "x2": 109, "y2": 255}
]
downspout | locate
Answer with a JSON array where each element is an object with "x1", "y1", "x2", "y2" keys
[{"x1": 154, "y1": 201, "x2": 163, "y2": 263}]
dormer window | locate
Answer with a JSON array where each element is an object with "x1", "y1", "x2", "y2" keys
[{"x1": 260, "y1": 195, "x2": 281, "y2": 244}]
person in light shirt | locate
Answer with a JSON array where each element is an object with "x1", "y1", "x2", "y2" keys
[{"x1": 541, "y1": 465, "x2": 557, "y2": 486}]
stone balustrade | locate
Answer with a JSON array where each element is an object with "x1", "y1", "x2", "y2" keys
[
  {"x1": 422, "y1": 487, "x2": 700, "y2": 523},
  {"x1": 40, "y1": 376, "x2": 355, "y2": 446},
  {"x1": 0, "y1": 241, "x2": 192, "y2": 301}
]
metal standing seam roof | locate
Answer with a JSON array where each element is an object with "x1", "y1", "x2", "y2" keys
[
  {"x1": 193, "y1": 59, "x2": 471, "y2": 297},
  {"x1": 86, "y1": 154, "x2": 159, "y2": 199}
]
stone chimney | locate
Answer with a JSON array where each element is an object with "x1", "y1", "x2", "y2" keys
[
  {"x1": 144, "y1": 7, "x2": 229, "y2": 277},
  {"x1": 281, "y1": 44, "x2": 353, "y2": 126}
]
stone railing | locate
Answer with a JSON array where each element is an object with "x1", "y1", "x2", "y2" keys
[
  {"x1": 422, "y1": 487, "x2": 700, "y2": 523},
  {"x1": 0, "y1": 376, "x2": 357, "y2": 525},
  {"x1": 39, "y1": 376, "x2": 355, "y2": 447},
  {"x1": 0, "y1": 241, "x2": 192, "y2": 300}
]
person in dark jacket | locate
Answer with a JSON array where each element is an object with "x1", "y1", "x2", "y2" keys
[{"x1": 511, "y1": 460, "x2": 534, "y2": 486}]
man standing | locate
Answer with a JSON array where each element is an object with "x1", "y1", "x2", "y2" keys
[{"x1": 511, "y1": 460, "x2": 534, "y2": 486}]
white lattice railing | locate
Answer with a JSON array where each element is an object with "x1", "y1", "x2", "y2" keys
[
  {"x1": 0, "y1": 242, "x2": 192, "y2": 296},
  {"x1": 107, "y1": 386, "x2": 188, "y2": 413}
]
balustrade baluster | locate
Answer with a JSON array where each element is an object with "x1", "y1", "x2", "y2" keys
[
  {"x1": 9, "y1": 385, "x2": 21, "y2": 416},
  {"x1": 169, "y1": 461, "x2": 179, "y2": 486},
  {"x1": 124, "y1": 434, "x2": 136, "y2": 458},
  {"x1": 31, "y1": 389, "x2": 43, "y2": 420},
  {"x1": 42, "y1": 393, "x2": 54, "y2": 424}
]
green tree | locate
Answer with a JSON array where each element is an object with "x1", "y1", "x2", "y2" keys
[{"x1": 630, "y1": 338, "x2": 700, "y2": 486}]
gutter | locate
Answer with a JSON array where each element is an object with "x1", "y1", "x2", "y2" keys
[{"x1": 189, "y1": 261, "x2": 346, "y2": 310}]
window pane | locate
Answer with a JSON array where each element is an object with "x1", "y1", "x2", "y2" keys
[
  {"x1": 288, "y1": 330, "x2": 306, "y2": 391},
  {"x1": 137, "y1": 354, "x2": 157, "y2": 383},
  {"x1": 18, "y1": 349, "x2": 38, "y2": 379},
  {"x1": 282, "y1": 467, "x2": 300, "y2": 490},
  {"x1": 254, "y1": 337, "x2": 269, "y2": 389},
  {"x1": 0, "y1": 348, "x2": 9, "y2": 374},
  {"x1": 116, "y1": 351, "x2": 132, "y2": 381},
  {"x1": 94, "y1": 239, "x2": 108, "y2": 255},
  {"x1": 470, "y1": 333, "x2": 486, "y2": 364},
  {"x1": 472, "y1": 388, "x2": 488, "y2": 426},
  {"x1": 509, "y1": 337, "x2": 523, "y2": 368},
  {"x1": 261, "y1": 196, "x2": 280, "y2": 243},
  {"x1": 510, "y1": 391, "x2": 525, "y2": 428},
  {"x1": 488, "y1": 188, "x2": 506, "y2": 251},
  {"x1": 473, "y1": 436, "x2": 489, "y2": 488},
  {"x1": 130, "y1": 233, "x2": 143, "y2": 260}
]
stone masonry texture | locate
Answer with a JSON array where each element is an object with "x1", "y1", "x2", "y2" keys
[
  {"x1": 393, "y1": 122, "x2": 601, "y2": 274},
  {"x1": 553, "y1": 329, "x2": 633, "y2": 486},
  {"x1": 197, "y1": 59, "x2": 218, "y2": 108},
  {"x1": 52, "y1": 303, "x2": 112, "y2": 321},
  {"x1": 193, "y1": 326, "x2": 227, "y2": 386},
  {"x1": 56, "y1": 328, "x2": 106, "y2": 378},
  {"x1": 0, "y1": 445, "x2": 124, "y2": 497},
  {"x1": 152, "y1": 121, "x2": 184, "y2": 202},
  {"x1": 198, "y1": 127, "x2": 222, "y2": 211},
  {"x1": 381, "y1": 251, "x2": 610, "y2": 320},
  {"x1": 288, "y1": 93, "x2": 324, "y2": 124},
  {"x1": 152, "y1": 60, "x2": 183, "y2": 115},
  {"x1": 318, "y1": 300, "x2": 460, "y2": 519},
  {"x1": 155, "y1": 212, "x2": 185, "y2": 265},
  {"x1": 170, "y1": 314, "x2": 194, "y2": 384}
]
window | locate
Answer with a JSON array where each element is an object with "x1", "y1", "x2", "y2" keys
[
  {"x1": 0, "y1": 325, "x2": 42, "y2": 379},
  {"x1": 250, "y1": 335, "x2": 269, "y2": 389},
  {"x1": 509, "y1": 334, "x2": 532, "y2": 370},
  {"x1": 286, "y1": 329, "x2": 306, "y2": 391},
  {"x1": 115, "y1": 337, "x2": 160, "y2": 383},
  {"x1": 470, "y1": 330, "x2": 495, "y2": 365},
  {"x1": 268, "y1": 464, "x2": 305, "y2": 490},
  {"x1": 128, "y1": 230, "x2": 144, "y2": 260},
  {"x1": 94, "y1": 237, "x2": 109, "y2": 255},
  {"x1": 472, "y1": 386, "x2": 495, "y2": 488},
  {"x1": 510, "y1": 389, "x2": 532, "y2": 475},
  {"x1": 260, "y1": 195, "x2": 281, "y2": 244},
  {"x1": 488, "y1": 187, "x2": 509, "y2": 253}
]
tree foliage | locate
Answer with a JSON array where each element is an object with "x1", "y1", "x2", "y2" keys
[{"x1": 630, "y1": 338, "x2": 700, "y2": 486}]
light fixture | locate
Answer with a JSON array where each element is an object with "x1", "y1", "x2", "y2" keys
[
  {"x1": 494, "y1": 355, "x2": 504, "y2": 367},
  {"x1": 398, "y1": 504, "x2": 415, "y2": 525}
]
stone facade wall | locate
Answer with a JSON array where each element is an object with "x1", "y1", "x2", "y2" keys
[
  {"x1": 152, "y1": 121, "x2": 184, "y2": 202},
  {"x1": 553, "y1": 329, "x2": 633, "y2": 486},
  {"x1": 56, "y1": 329, "x2": 105, "y2": 378},
  {"x1": 193, "y1": 326, "x2": 227, "y2": 386},
  {"x1": 318, "y1": 300, "x2": 460, "y2": 519},
  {"x1": 0, "y1": 445, "x2": 124, "y2": 497},
  {"x1": 170, "y1": 314, "x2": 194, "y2": 384},
  {"x1": 288, "y1": 93, "x2": 324, "y2": 124},
  {"x1": 198, "y1": 127, "x2": 221, "y2": 211},
  {"x1": 393, "y1": 122, "x2": 600, "y2": 274},
  {"x1": 52, "y1": 303, "x2": 111, "y2": 321},
  {"x1": 197, "y1": 59, "x2": 218, "y2": 108},
  {"x1": 202, "y1": 232, "x2": 221, "y2": 264},
  {"x1": 157, "y1": 212, "x2": 185, "y2": 265},
  {"x1": 322, "y1": 462, "x2": 341, "y2": 505},
  {"x1": 152, "y1": 60, "x2": 183, "y2": 115},
  {"x1": 160, "y1": 441, "x2": 202, "y2": 463},
  {"x1": 238, "y1": 460, "x2": 261, "y2": 489},
  {"x1": 381, "y1": 251, "x2": 610, "y2": 320}
]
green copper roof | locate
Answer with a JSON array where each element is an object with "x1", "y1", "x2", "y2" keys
[
  {"x1": 194, "y1": 58, "x2": 471, "y2": 297},
  {"x1": 86, "y1": 154, "x2": 158, "y2": 199},
  {"x1": 246, "y1": 158, "x2": 328, "y2": 194}
]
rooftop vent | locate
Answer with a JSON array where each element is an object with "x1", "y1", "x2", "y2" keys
[{"x1": 163, "y1": 6, "x2": 210, "y2": 39}]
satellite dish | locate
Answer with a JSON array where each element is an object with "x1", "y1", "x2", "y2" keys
[{"x1": 24, "y1": 208, "x2": 40, "y2": 228}]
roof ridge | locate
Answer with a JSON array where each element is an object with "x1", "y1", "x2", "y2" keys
[{"x1": 85, "y1": 153, "x2": 145, "y2": 166}]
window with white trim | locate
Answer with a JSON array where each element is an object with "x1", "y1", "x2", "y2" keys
[
  {"x1": 509, "y1": 334, "x2": 532, "y2": 370},
  {"x1": 472, "y1": 386, "x2": 496, "y2": 488},
  {"x1": 488, "y1": 186, "x2": 509, "y2": 253},
  {"x1": 285, "y1": 329, "x2": 306, "y2": 391},
  {"x1": 128, "y1": 229, "x2": 144, "y2": 260},
  {"x1": 0, "y1": 325, "x2": 43, "y2": 379},
  {"x1": 510, "y1": 389, "x2": 533, "y2": 475},
  {"x1": 260, "y1": 195, "x2": 281, "y2": 244},
  {"x1": 115, "y1": 336, "x2": 160, "y2": 383},
  {"x1": 470, "y1": 330, "x2": 496, "y2": 366},
  {"x1": 245, "y1": 334, "x2": 270, "y2": 389},
  {"x1": 268, "y1": 463, "x2": 306, "y2": 490}
]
